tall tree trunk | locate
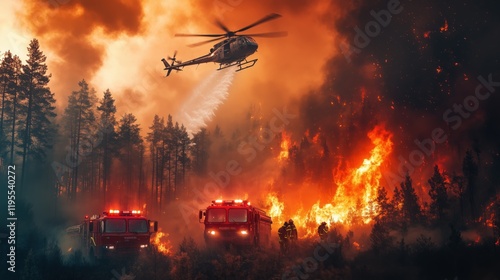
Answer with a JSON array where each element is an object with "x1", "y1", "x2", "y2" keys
[
  {"x1": 71, "y1": 107, "x2": 83, "y2": 202},
  {"x1": 20, "y1": 87, "x2": 33, "y2": 193},
  {"x1": 0, "y1": 81, "x2": 6, "y2": 134},
  {"x1": 150, "y1": 147, "x2": 155, "y2": 213},
  {"x1": 9, "y1": 91, "x2": 17, "y2": 164},
  {"x1": 102, "y1": 136, "x2": 108, "y2": 205},
  {"x1": 138, "y1": 147, "x2": 143, "y2": 202}
]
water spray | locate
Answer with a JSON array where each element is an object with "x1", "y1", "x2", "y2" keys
[{"x1": 176, "y1": 66, "x2": 236, "y2": 134}]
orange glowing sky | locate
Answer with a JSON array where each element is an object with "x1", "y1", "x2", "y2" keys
[{"x1": 1, "y1": 0, "x2": 342, "y2": 133}]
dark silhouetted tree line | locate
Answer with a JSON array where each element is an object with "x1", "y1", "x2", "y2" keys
[
  {"x1": 0, "y1": 39, "x2": 57, "y2": 193},
  {"x1": 146, "y1": 114, "x2": 192, "y2": 212}
]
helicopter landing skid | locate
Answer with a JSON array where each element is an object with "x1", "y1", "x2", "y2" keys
[{"x1": 218, "y1": 59, "x2": 258, "y2": 72}]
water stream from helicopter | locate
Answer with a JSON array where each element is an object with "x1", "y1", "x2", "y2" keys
[{"x1": 176, "y1": 66, "x2": 236, "y2": 134}]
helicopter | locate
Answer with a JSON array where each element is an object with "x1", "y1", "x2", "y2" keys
[{"x1": 161, "y1": 13, "x2": 287, "y2": 77}]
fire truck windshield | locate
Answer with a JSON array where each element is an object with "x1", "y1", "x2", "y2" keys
[
  {"x1": 228, "y1": 209, "x2": 247, "y2": 222},
  {"x1": 104, "y1": 219, "x2": 126, "y2": 233},
  {"x1": 129, "y1": 219, "x2": 148, "y2": 233},
  {"x1": 206, "y1": 209, "x2": 226, "y2": 222}
]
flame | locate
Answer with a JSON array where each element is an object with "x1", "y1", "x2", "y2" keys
[
  {"x1": 440, "y1": 20, "x2": 448, "y2": 32},
  {"x1": 482, "y1": 195, "x2": 499, "y2": 228},
  {"x1": 481, "y1": 195, "x2": 500, "y2": 246},
  {"x1": 327, "y1": 125, "x2": 393, "y2": 224},
  {"x1": 266, "y1": 192, "x2": 284, "y2": 227},
  {"x1": 278, "y1": 132, "x2": 292, "y2": 161},
  {"x1": 266, "y1": 125, "x2": 393, "y2": 236},
  {"x1": 152, "y1": 230, "x2": 172, "y2": 255}
]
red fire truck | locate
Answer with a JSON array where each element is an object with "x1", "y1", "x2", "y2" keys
[
  {"x1": 199, "y1": 199, "x2": 272, "y2": 247},
  {"x1": 66, "y1": 209, "x2": 158, "y2": 259}
]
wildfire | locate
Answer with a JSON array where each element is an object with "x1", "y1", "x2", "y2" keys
[
  {"x1": 152, "y1": 230, "x2": 173, "y2": 255},
  {"x1": 328, "y1": 125, "x2": 393, "y2": 224},
  {"x1": 278, "y1": 132, "x2": 292, "y2": 161},
  {"x1": 266, "y1": 192, "x2": 284, "y2": 227},
  {"x1": 266, "y1": 125, "x2": 393, "y2": 236}
]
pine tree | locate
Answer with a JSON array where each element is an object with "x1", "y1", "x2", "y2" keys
[
  {"x1": 400, "y1": 174, "x2": 422, "y2": 224},
  {"x1": 191, "y1": 128, "x2": 210, "y2": 176},
  {"x1": 146, "y1": 114, "x2": 164, "y2": 212},
  {"x1": 18, "y1": 38, "x2": 57, "y2": 191},
  {"x1": 0, "y1": 51, "x2": 22, "y2": 163},
  {"x1": 375, "y1": 185, "x2": 393, "y2": 225},
  {"x1": 176, "y1": 124, "x2": 191, "y2": 196},
  {"x1": 370, "y1": 220, "x2": 393, "y2": 255},
  {"x1": 62, "y1": 79, "x2": 97, "y2": 200},
  {"x1": 116, "y1": 113, "x2": 143, "y2": 207},
  {"x1": 450, "y1": 172, "x2": 466, "y2": 223},
  {"x1": 96, "y1": 89, "x2": 116, "y2": 203},
  {"x1": 391, "y1": 185, "x2": 403, "y2": 227},
  {"x1": 0, "y1": 52, "x2": 13, "y2": 157},
  {"x1": 163, "y1": 115, "x2": 175, "y2": 205},
  {"x1": 428, "y1": 165, "x2": 449, "y2": 221}
]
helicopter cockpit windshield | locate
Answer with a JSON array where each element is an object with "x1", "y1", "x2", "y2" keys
[{"x1": 239, "y1": 37, "x2": 256, "y2": 44}]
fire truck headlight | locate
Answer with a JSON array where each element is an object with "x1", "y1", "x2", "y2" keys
[
  {"x1": 240, "y1": 230, "x2": 248, "y2": 235},
  {"x1": 209, "y1": 230, "x2": 216, "y2": 235},
  {"x1": 140, "y1": 244, "x2": 148, "y2": 248},
  {"x1": 105, "y1": 245, "x2": 115, "y2": 250}
]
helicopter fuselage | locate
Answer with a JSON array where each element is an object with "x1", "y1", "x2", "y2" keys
[{"x1": 210, "y1": 36, "x2": 258, "y2": 64}]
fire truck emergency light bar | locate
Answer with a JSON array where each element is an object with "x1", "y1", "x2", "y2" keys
[
  {"x1": 103, "y1": 209, "x2": 142, "y2": 215},
  {"x1": 211, "y1": 199, "x2": 251, "y2": 206}
]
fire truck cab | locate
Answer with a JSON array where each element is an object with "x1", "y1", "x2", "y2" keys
[
  {"x1": 199, "y1": 199, "x2": 272, "y2": 247},
  {"x1": 66, "y1": 209, "x2": 158, "y2": 259}
]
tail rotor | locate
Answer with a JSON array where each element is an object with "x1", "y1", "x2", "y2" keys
[{"x1": 161, "y1": 50, "x2": 182, "y2": 77}]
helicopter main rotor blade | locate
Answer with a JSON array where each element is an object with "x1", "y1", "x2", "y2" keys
[
  {"x1": 187, "y1": 36, "x2": 225, "y2": 48},
  {"x1": 239, "y1": 31, "x2": 288, "y2": 38},
  {"x1": 175, "y1": 33, "x2": 225, "y2": 37},
  {"x1": 235, "y1": 13, "x2": 282, "y2": 33},
  {"x1": 215, "y1": 19, "x2": 232, "y2": 34}
]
